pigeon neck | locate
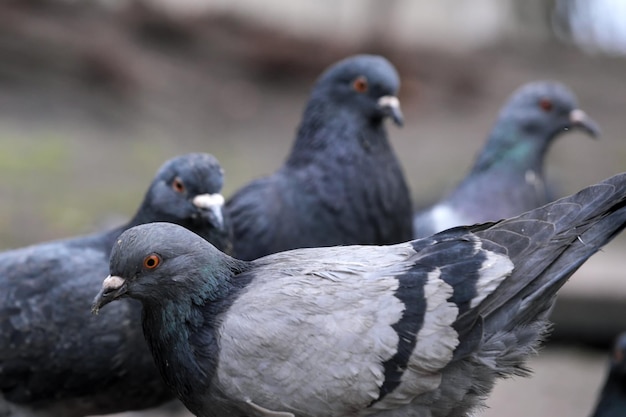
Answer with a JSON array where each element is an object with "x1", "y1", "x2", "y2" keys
[
  {"x1": 140, "y1": 259, "x2": 251, "y2": 412},
  {"x1": 127, "y1": 201, "x2": 162, "y2": 228},
  {"x1": 102, "y1": 225, "x2": 128, "y2": 250},
  {"x1": 285, "y1": 96, "x2": 389, "y2": 168},
  {"x1": 124, "y1": 209, "x2": 181, "y2": 244},
  {"x1": 471, "y1": 128, "x2": 550, "y2": 175},
  {"x1": 141, "y1": 304, "x2": 217, "y2": 413}
]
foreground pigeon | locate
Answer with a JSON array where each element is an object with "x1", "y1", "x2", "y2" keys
[
  {"x1": 590, "y1": 332, "x2": 626, "y2": 417},
  {"x1": 0, "y1": 153, "x2": 231, "y2": 417},
  {"x1": 413, "y1": 81, "x2": 600, "y2": 238},
  {"x1": 226, "y1": 54, "x2": 413, "y2": 260},
  {"x1": 94, "y1": 171, "x2": 626, "y2": 417}
]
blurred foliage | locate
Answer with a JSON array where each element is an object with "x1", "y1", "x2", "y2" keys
[{"x1": 0, "y1": 134, "x2": 69, "y2": 176}]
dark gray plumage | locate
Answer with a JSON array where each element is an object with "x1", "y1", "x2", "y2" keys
[
  {"x1": 413, "y1": 81, "x2": 600, "y2": 238},
  {"x1": 0, "y1": 153, "x2": 231, "y2": 417},
  {"x1": 590, "y1": 332, "x2": 626, "y2": 417},
  {"x1": 226, "y1": 54, "x2": 413, "y2": 260},
  {"x1": 94, "y1": 171, "x2": 626, "y2": 417}
]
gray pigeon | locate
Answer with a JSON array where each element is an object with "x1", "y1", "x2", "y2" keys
[
  {"x1": 94, "y1": 171, "x2": 626, "y2": 417},
  {"x1": 226, "y1": 54, "x2": 413, "y2": 261},
  {"x1": 0, "y1": 153, "x2": 231, "y2": 417},
  {"x1": 413, "y1": 81, "x2": 600, "y2": 238},
  {"x1": 590, "y1": 332, "x2": 626, "y2": 417}
]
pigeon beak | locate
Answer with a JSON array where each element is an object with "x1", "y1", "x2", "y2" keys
[
  {"x1": 193, "y1": 193, "x2": 225, "y2": 230},
  {"x1": 378, "y1": 95, "x2": 404, "y2": 127},
  {"x1": 92, "y1": 275, "x2": 128, "y2": 314},
  {"x1": 569, "y1": 109, "x2": 600, "y2": 138}
]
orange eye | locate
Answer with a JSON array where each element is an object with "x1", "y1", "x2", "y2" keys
[
  {"x1": 172, "y1": 177, "x2": 185, "y2": 193},
  {"x1": 539, "y1": 98, "x2": 553, "y2": 112},
  {"x1": 352, "y1": 76, "x2": 368, "y2": 93},
  {"x1": 143, "y1": 254, "x2": 161, "y2": 270}
]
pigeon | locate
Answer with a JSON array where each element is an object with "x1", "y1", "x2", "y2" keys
[
  {"x1": 226, "y1": 54, "x2": 413, "y2": 260},
  {"x1": 94, "y1": 171, "x2": 626, "y2": 417},
  {"x1": 590, "y1": 332, "x2": 626, "y2": 417},
  {"x1": 413, "y1": 81, "x2": 600, "y2": 238},
  {"x1": 0, "y1": 153, "x2": 231, "y2": 417}
]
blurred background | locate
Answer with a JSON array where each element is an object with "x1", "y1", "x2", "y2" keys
[{"x1": 1, "y1": 0, "x2": 626, "y2": 416}]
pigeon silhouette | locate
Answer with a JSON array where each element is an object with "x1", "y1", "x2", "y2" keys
[
  {"x1": 413, "y1": 81, "x2": 600, "y2": 238},
  {"x1": 227, "y1": 54, "x2": 413, "y2": 260},
  {"x1": 0, "y1": 153, "x2": 231, "y2": 416},
  {"x1": 95, "y1": 171, "x2": 626, "y2": 417}
]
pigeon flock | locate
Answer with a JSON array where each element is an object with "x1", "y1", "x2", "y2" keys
[{"x1": 1, "y1": 54, "x2": 624, "y2": 417}]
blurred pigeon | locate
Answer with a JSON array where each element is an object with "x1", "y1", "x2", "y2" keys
[
  {"x1": 94, "y1": 171, "x2": 626, "y2": 417},
  {"x1": 226, "y1": 54, "x2": 413, "y2": 260},
  {"x1": 413, "y1": 81, "x2": 600, "y2": 238},
  {"x1": 0, "y1": 153, "x2": 231, "y2": 417},
  {"x1": 590, "y1": 332, "x2": 626, "y2": 417}
]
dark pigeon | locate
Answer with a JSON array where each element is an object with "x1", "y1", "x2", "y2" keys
[
  {"x1": 94, "y1": 171, "x2": 626, "y2": 417},
  {"x1": 413, "y1": 81, "x2": 600, "y2": 238},
  {"x1": 226, "y1": 54, "x2": 413, "y2": 260},
  {"x1": 590, "y1": 332, "x2": 626, "y2": 417},
  {"x1": 0, "y1": 153, "x2": 231, "y2": 417}
]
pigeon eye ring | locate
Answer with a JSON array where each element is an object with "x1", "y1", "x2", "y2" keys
[
  {"x1": 143, "y1": 254, "x2": 161, "y2": 269},
  {"x1": 538, "y1": 98, "x2": 553, "y2": 112},
  {"x1": 352, "y1": 76, "x2": 368, "y2": 93},
  {"x1": 172, "y1": 177, "x2": 186, "y2": 193}
]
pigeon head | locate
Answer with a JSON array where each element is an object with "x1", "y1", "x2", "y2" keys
[
  {"x1": 500, "y1": 81, "x2": 599, "y2": 139},
  {"x1": 474, "y1": 81, "x2": 599, "y2": 171},
  {"x1": 135, "y1": 153, "x2": 229, "y2": 247},
  {"x1": 310, "y1": 54, "x2": 403, "y2": 126},
  {"x1": 92, "y1": 222, "x2": 239, "y2": 312}
]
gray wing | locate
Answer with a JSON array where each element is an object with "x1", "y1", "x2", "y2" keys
[{"x1": 214, "y1": 241, "x2": 513, "y2": 417}]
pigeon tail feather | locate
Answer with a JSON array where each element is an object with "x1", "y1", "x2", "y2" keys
[{"x1": 460, "y1": 174, "x2": 626, "y2": 378}]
